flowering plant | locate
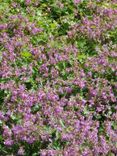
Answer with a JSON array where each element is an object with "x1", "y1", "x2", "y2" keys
[{"x1": 0, "y1": 0, "x2": 117, "y2": 155}]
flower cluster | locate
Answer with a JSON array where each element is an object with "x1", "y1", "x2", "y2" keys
[{"x1": 0, "y1": 0, "x2": 117, "y2": 155}]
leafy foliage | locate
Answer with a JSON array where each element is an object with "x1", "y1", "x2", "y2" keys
[{"x1": 0, "y1": 0, "x2": 117, "y2": 155}]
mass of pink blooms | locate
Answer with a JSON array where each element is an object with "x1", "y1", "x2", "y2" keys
[{"x1": 0, "y1": 0, "x2": 117, "y2": 155}]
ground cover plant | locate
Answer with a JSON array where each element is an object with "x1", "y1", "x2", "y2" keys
[{"x1": 0, "y1": 0, "x2": 117, "y2": 155}]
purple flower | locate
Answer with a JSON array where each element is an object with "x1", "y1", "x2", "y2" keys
[
  {"x1": 0, "y1": 111, "x2": 4, "y2": 120},
  {"x1": 4, "y1": 139, "x2": 14, "y2": 146},
  {"x1": 74, "y1": 0, "x2": 81, "y2": 5},
  {"x1": 17, "y1": 147, "x2": 25, "y2": 155}
]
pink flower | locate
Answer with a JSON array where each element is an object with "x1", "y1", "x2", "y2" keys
[
  {"x1": 4, "y1": 139, "x2": 14, "y2": 146},
  {"x1": 25, "y1": 0, "x2": 31, "y2": 5},
  {"x1": 17, "y1": 147, "x2": 25, "y2": 155},
  {"x1": 74, "y1": 0, "x2": 81, "y2": 5}
]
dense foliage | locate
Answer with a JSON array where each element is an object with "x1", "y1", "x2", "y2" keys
[{"x1": 0, "y1": 0, "x2": 117, "y2": 155}]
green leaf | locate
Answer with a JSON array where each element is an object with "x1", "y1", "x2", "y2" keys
[
  {"x1": 21, "y1": 51, "x2": 32, "y2": 58},
  {"x1": 59, "y1": 119, "x2": 65, "y2": 128}
]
